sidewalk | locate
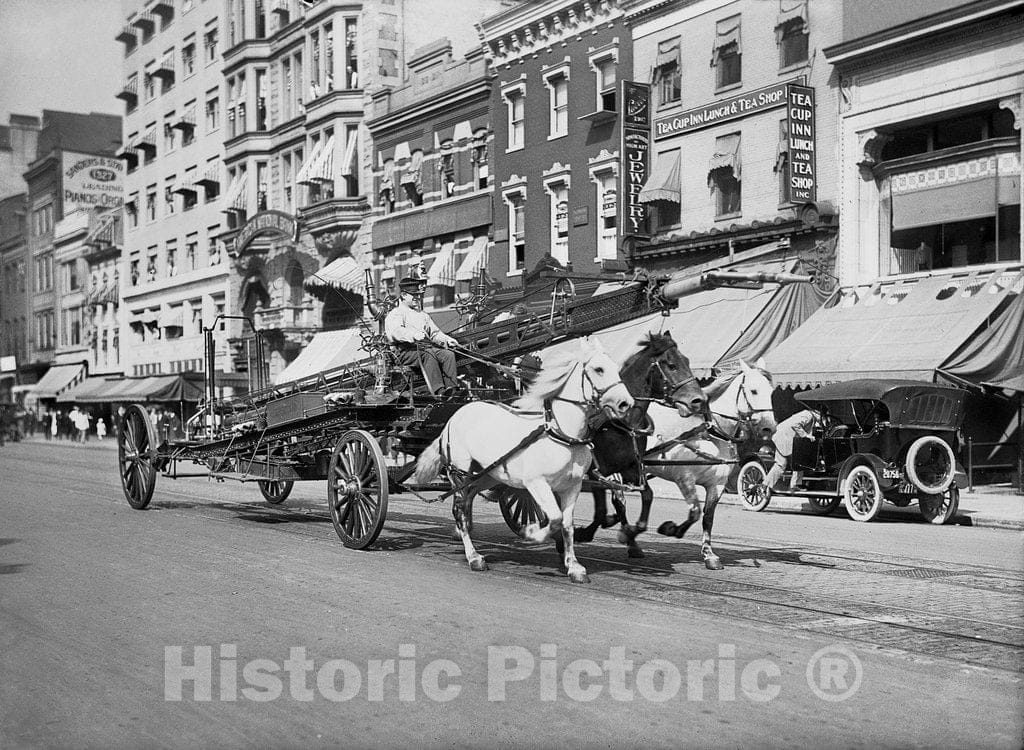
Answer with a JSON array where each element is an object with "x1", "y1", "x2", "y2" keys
[{"x1": 8, "y1": 435, "x2": 1023, "y2": 530}]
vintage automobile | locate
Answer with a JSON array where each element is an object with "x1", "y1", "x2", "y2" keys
[{"x1": 737, "y1": 379, "x2": 968, "y2": 524}]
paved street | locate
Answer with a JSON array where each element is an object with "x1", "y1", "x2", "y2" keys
[{"x1": 2, "y1": 439, "x2": 1022, "y2": 749}]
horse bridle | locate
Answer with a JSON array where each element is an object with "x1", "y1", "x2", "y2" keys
[
  {"x1": 545, "y1": 360, "x2": 628, "y2": 444},
  {"x1": 648, "y1": 359, "x2": 700, "y2": 413},
  {"x1": 710, "y1": 372, "x2": 773, "y2": 441}
]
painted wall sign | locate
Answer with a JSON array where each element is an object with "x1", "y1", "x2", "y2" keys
[
  {"x1": 62, "y1": 151, "x2": 124, "y2": 210},
  {"x1": 620, "y1": 81, "x2": 651, "y2": 237},
  {"x1": 233, "y1": 210, "x2": 300, "y2": 254},
  {"x1": 786, "y1": 84, "x2": 817, "y2": 203},
  {"x1": 654, "y1": 80, "x2": 803, "y2": 139}
]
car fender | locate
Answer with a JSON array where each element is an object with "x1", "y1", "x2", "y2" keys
[{"x1": 838, "y1": 454, "x2": 890, "y2": 494}]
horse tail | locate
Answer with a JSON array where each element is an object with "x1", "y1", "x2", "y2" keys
[{"x1": 413, "y1": 436, "x2": 444, "y2": 485}]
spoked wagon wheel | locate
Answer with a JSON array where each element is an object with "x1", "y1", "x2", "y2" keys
[
  {"x1": 844, "y1": 465, "x2": 883, "y2": 522},
  {"x1": 737, "y1": 460, "x2": 771, "y2": 511},
  {"x1": 919, "y1": 484, "x2": 960, "y2": 525},
  {"x1": 258, "y1": 480, "x2": 294, "y2": 505},
  {"x1": 498, "y1": 488, "x2": 548, "y2": 538},
  {"x1": 807, "y1": 496, "x2": 841, "y2": 515},
  {"x1": 327, "y1": 430, "x2": 388, "y2": 549},
  {"x1": 118, "y1": 403, "x2": 159, "y2": 510}
]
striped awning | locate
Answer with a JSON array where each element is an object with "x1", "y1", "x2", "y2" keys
[
  {"x1": 296, "y1": 139, "x2": 324, "y2": 185},
  {"x1": 310, "y1": 135, "x2": 335, "y2": 183},
  {"x1": 31, "y1": 363, "x2": 86, "y2": 399},
  {"x1": 222, "y1": 171, "x2": 248, "y2": 213},
  {"x1": 426, "y1": 242, "x2": 457, "y2": 288},
  {"x1": 305, "y1": 255, "x2": 365, "y2": 294},
  {"x1": 340, "y1": 131, "x2": 359, "y2": 176},
  {"x1": 196, "y1": 160, "x2": 220, "y2": 186},
  {"x1": 275, "y1": 329, "x2": 369, "y2": 385},
  {"x1": 639, "y1": 151, "x2": 681, "y2": 204},
  {"x1": 455, "y1": 236, "x2": 489, "y2": 282}
]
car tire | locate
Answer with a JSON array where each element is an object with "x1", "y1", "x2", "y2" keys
[
  {"x1": 919, "y1": 484, "x2": 960, "y2": 525},
  {"x1": 905, "y1": 435, "x2": 956, "y2": 494},
  {"x1": 844, "y1": 464, "x2": 883, "y2": 522},
  {"x1": 737, "y1": 460, "x2": 771, "y2": 512}
]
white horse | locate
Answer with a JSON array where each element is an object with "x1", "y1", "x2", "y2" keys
[
  {"x1": 413, "y1": 337, "x2": 635, "y2": 583},
  {"x1": 645, "y1": 359, "x2": 776, "y2": 570}
]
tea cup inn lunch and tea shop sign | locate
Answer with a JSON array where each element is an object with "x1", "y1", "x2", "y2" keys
[{"x1": 653, "y1": 81, "x2": 817, "y2": 204}]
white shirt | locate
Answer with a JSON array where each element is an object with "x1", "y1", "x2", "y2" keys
[{"x1": 384, "y1": 300, "x2": 456, "y2": 347}]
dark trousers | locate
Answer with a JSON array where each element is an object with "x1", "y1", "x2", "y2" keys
[{"x1": 394, "y1": 344, "x2": 457, "y2": 394}]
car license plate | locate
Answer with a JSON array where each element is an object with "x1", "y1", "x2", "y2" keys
[{"x1": 882, "y1": 468, "x2": 902, "y2": 480}]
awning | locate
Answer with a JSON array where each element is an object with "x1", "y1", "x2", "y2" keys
[
  {"x1": 638, "y1": 151, "x2": 681, "y2": 204},
  {"x1": 221, "y1": 171, "x2": 247, "y2": 213},
  {"x1": 455, "y1": 236, "x2": 489, "y2": 282},
  {"x1": 399, "y1": 150, "x2": 423, "y2": 189},
  {"x1": 939, "y1": 274, "x2": 1024, "y2": 392},
  {"x1": 149, "y1": 372, "x2": 205, "y2": 402},
  {"x1": 305, "y1": 255, "x2": 365, "y2": 294},
  {"x1": 159, "y1": 307, "x2": 184, "y2": 328},
  {"x1": 776, "y1": 0, "x2": 808, "y2": 39},
  {"x1": 275, "y1": 329, "x2": 369, "y2": 385},
  {"x1": 310, "y1": 135, "x2": 335, "y2": 183},
  {"x1": 340, "y1": 130, "x2": 359, "y2": 177},
  {"x1": 891, "y1": 175, "x2": 1019, "y2": 231},
  {"x1": 715, "y1": 273, "x2": 830, "y2": 370},
  {"x1": 765, "y1": 271, "x2": 1017, "y2": 387},
  {"x1": 426, "y1": 241, "x2": 456, "y2": 288},
  {"x1": 655, "y1": 36, "x2": 680, "y2": 70},
  {"x1": 711, "y1": 14, "x2": 741, "y2": 63},
  {"x1": 296, "y1": 139, "x2": 324, "y2": 185},
  {"x1": 591, "y1": 271, "x2": 786, "y2": 378},
  {"x1": 709, "y1": 134, "x2": 741, "y2": 183},
  {"x1": 57, "y1": 376, "x2": 126, "y2": 403},
  {"x1": 32, "y1": 364, "x2": 86, "y2": 399}
]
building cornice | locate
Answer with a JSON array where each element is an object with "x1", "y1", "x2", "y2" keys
[
  {"x1": 823, "y1": 0, "x2": 1023, "y2": 68},
  {"x1": 365, "y1": 77, "x2": 491, "y2": 136}
]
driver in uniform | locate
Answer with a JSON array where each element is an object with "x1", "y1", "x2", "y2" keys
[{"x1": 385, "y1": 276, "x2": 460, "y2": 394}]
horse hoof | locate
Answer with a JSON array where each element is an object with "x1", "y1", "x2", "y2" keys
[
  {"x1": 569, "y1": 571, "x2": 591, "y2": 584},
  {"x1": 469, "y1": 558, "x2": 489, "y2": 572},
  {"x1": 657, "y1": 521, "x2": 677, "y2": 537},
  {"x1": 627, "y1": 547, "x2": 644, "y2": 559},
  {"x1": 704, "y1": 555, "x2": 723, "y2": 571}
]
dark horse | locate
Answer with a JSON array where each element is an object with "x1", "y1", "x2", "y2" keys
[{"x1": 576, "y1": 332, "x2": 707, "y2": 557}]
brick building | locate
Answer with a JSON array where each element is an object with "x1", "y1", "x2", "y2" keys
[{"x1": 479, "y1": 0, "x2": 634, "y2": 284}]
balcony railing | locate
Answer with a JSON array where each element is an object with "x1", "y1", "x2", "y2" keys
[
  {"x1": 116, "y1": 77, "x2": 139, "y2": 103},
  {"x1": 153, "y1": 53, "x2": 175, "y2": 81},
  {"x1": 130, "y1": 13, "x2": 154, "y2": 33}
]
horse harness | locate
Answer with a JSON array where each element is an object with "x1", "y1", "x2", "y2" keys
[{"x1": 432, "y1": 362, "x2": 620, "y2": 501}]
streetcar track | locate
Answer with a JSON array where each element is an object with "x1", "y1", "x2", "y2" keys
[{"x1": 7, "y1": 452, "x2": 1024, "y2": 673}]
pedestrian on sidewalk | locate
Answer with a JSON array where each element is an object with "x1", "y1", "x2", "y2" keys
[
  {"x1": 49, "y1": 410, "x2": 57, "y2": 441},
  {"x1": 96, "y1": 416, "x2": 107, "y2": 441}
]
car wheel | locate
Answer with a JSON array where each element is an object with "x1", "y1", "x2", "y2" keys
[
  {"x1": 919, "y1": 484, "x2": 960, "y2": 525},
  {"x1": 905, "y1": 435, "x2": 956, "y2": 494},
  {"x1": 737, "y1": 460, "x2": 771, "y2": 512},
  {"x1": 807, "y1": 496, "x2": 841, "y2": 515},
  {"x1": 844, "y1": 465, "x2": 883, "y2": 522}
]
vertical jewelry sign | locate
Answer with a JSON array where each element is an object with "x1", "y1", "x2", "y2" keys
[
  {"x1": 786, "y1": 84, "x2": 816, "y2": 203},
  {"x1": 620, "y1": 81, "x2": 651, "y2": 237}
]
